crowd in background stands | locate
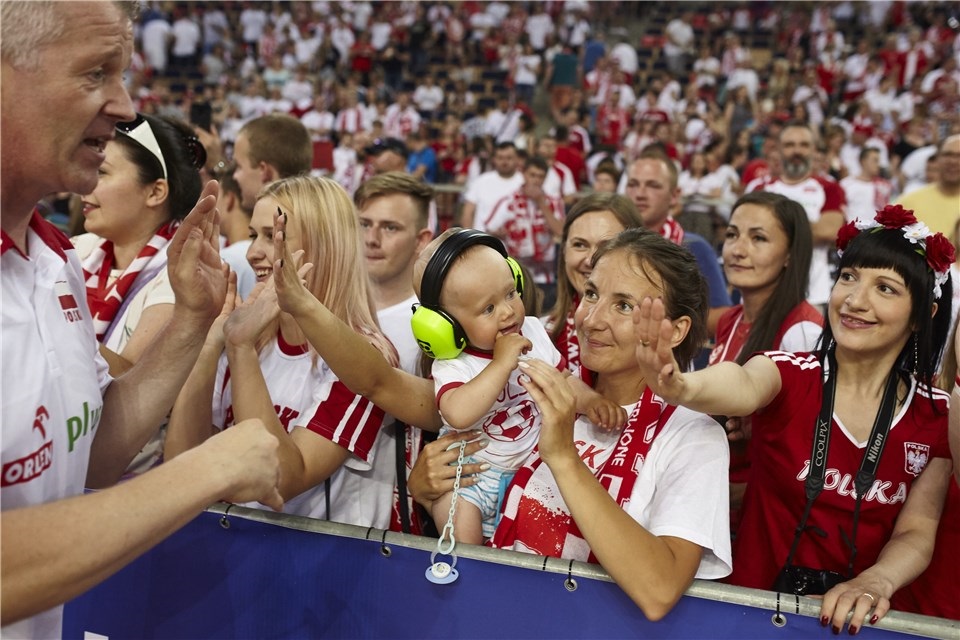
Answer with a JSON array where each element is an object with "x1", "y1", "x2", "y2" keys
[
  {"x1": 47, "y1": 0, "x2": 958, "y2": 238},
  {"x1": 7, "y1": 3, "x2": 959, "y2": 631}
]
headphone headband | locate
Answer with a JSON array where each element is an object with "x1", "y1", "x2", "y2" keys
[{"x1": 420, "y1": 229, "x2": 509, "y2": 309}]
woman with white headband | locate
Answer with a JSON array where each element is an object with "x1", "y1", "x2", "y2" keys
[
  {"x1": 636, "y1": 204, "x2": 955, "y2": 633},
  {"x1": 72, "y1": 113, "x2": 206, "y2": 473}
]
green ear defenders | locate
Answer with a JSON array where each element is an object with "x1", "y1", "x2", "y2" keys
[{"x1": 410, "y1": 228, "x2": 524, "y2": 360}]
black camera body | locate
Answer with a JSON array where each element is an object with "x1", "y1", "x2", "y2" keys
[{"x1": 773, "y1": 564, "x2": 846, "y2": 596}]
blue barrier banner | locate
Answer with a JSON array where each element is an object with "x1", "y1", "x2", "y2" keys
[{"x1": 63, "y1": 509, "x2": 952, "y2": 639}]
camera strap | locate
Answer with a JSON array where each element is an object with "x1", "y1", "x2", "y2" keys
[{"x1": 782, "y1": 348, "x2": 900, "y2": 577}]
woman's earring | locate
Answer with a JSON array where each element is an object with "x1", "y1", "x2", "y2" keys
[{"x1": 911, "y1": 333, "x2": 918, "y2": 376}]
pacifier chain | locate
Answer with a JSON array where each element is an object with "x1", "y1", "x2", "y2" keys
[{"x1": 426, "y1": 439, "x2": 466, "y2": 585}]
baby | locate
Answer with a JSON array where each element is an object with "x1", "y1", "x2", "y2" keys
[{"x1": 411, "y1": 228, "x2": 625, "y2": 543}]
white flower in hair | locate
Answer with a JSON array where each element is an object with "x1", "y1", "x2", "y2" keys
[
  {"x1": 933, "y1": 271, "x2": 949, "y2": 300},
  {"x1": 901, "y1": 221, "x2": 932, "y2": 246}
]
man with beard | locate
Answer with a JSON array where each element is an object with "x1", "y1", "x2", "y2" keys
[
  {"x1": 745, "y1": 122, "x2": 846, "y2": 309},
  {"x1": 460, "y1": 142, "x2": 524, "y2": 231}
]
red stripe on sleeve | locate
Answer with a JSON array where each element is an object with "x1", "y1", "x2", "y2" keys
[
  {"x1": 436, "y1": 381, "x2": 465, "y2": 407},
  {"x1": 305, "y1": 381, "x2": 384, "y2": 462}
]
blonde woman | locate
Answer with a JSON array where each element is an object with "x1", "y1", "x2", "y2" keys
[{"x1": 166, "y1": 176, "x2": 399, "y2": 528}]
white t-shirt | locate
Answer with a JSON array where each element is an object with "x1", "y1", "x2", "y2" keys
[
  {"x1": 376, "y1": 295, "x2": 424, "y2": 531},
  {"x1": 377, "y1": 295, "x2": 421, "y2": 375},
  {"x1": 500, "y1": 402, "x2": 732, "y2": 579},
  {"x1": 239, "y1": 8, "x2": 268, "y2": 42},
  {"x1": 213, "y1": 335, "x2": 390, "y2": 527},
  {"x1": 141, "y1": 18, "x2": 171, "y2": 71},
  {"x1": 544, "y1": 161, "x2": 577, "y2": 200},
  {"x1": 432, "y1": 317, "x2": 562, "y2": 470},
  {"x1": 525, "y1": 14, "x2": 554, "y2": 50},
  {"x1": 464, "y1": 170, "x2": 525, "y2": 232},
  {"x1": 301, "y1": 109, "x2": 335, "y2": 139},
  {"x1": 840, "y1": 176, "x2": 893, "y2": 223},
  {"x1": 2, "y1": 217, "x2": 112, "y2": 639},
  {"x1": 663, "y1": 19, "x2": 694, "y2": 57},
  {"x1": 72, "y1": 233, "x2": 174, "y2": 473},
  {"x1": 515, "y1": 54, "x2": 542, "y2": 86},
  {"x1": 71, "y1": 233, "x2": 175, "y2": 353},
  {"x1": 171, "y1": 17, "x2": 202, "y2": 57},
  {"x1": 413, "y1": 85, "x2": 445, "y2": 112},
  {"x1": 609, "y1": 43, "x2": 639, "y2": 75}
]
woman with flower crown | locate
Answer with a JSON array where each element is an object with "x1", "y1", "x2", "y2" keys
[{"x1": 635, "y1": 204, "x2": 955, "y2": 633}]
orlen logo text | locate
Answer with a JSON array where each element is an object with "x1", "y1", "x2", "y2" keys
[
  {"x1": 2, "y1": 443, "x2": 53, "y2": 486},
  {"x1": 2, "y1": 407, "x2": 53, "y2": 487}
]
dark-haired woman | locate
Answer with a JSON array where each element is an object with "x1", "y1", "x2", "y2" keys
[
  {"x1": 708, "y1": 192, "x2": 823, "y2": 527},
  {"x1": 637, "y1": 206, "x2": 955, "y2": 632},
  {"x1": 73, "y1": 113, "x2": 204, "y2": 472},
  {"x1": 545, "y1": 193, "x2": 644, "y2": 378}
]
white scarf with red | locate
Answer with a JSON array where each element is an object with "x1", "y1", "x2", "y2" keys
[
  {"x1": 496, "y1": 191, "x2": 562, "y2": 283},
  {"x1": 490, "y1": 387, "x2": 677, "y2": 560},
  {"x1": 659, "y1": 215, "x2": 685, "y2": 245},
  {"x1": 81, "y1": 222, "x2": 177, "y2": 342}
]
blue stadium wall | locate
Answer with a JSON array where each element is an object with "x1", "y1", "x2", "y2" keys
[{"x1": 63, "y1": 504, "x2": 957, "y2": 639}]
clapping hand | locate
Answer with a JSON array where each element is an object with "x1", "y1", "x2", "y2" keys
[
  {"x1": 517, "y1": 359, "x2": 578, "y2": 466},
  {"x1": 167, "y1": 180, "x2": 227, "y2": 327},
  {"x1": 272, "y1": 208, "x2": 315, "y2": 317}
]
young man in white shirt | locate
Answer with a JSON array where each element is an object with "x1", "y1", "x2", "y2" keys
[
  {"x1": 354, "y1": 173, "x2": 435, "y2": 533},
  {"x1": 460, "y1": 142, "x2": 524, "y2": 231}
]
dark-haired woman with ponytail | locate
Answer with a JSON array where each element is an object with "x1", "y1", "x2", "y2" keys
[
  {"x1": 72, "y1": 113, "x2": 206, "y2": 473},
  {"x1": 708, "y1": 192, "x2": 823, "y2": 528}
]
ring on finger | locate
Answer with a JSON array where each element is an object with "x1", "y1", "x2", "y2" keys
[
  {"x1": 641, "y1": 340, "x2": 650, "y2": 347},
  {"x1": 860, "y1": 593, "x2": 877, "y2": 605}
]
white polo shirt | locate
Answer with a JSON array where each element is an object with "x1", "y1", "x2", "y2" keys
[{"x1": 2, "y1": 213, "x2": 112, "y2": 639}]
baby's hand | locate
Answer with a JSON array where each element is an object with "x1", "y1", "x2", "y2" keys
[
  {"x1": 584, "y1": 396, "x2": 628, "y2": 431},
  {"x1": 492, "y1": 333, "x2": 533, "y2": 369}
]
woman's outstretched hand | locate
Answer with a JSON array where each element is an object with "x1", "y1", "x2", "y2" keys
[
  {"x1": 633, "y1": 297, "x2": 687, "y2": 405},
  {"x1": 272, "y1": 208, "x2": 315, "y2": 317}
]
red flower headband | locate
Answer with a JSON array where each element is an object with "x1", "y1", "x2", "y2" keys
[{"x1": 836, "y1": 205, "x2": 955, "y2": 299}]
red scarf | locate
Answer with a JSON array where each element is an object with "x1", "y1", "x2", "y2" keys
[
  {"x1": 491, "y1": 191, "x2": 563, "y2": 284},
  {"x1": 659, "y1": 215, "x2": 685, "y2": 245},
  {"x1": 554, "y1": 297, "x2": 583, "y2": 378},
  {"x1": 490, "y1": 387, "x2": 677, "y2": 560},
  {"x1": 81, "y1": 222, "x2": 177, "y2": 342}
]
